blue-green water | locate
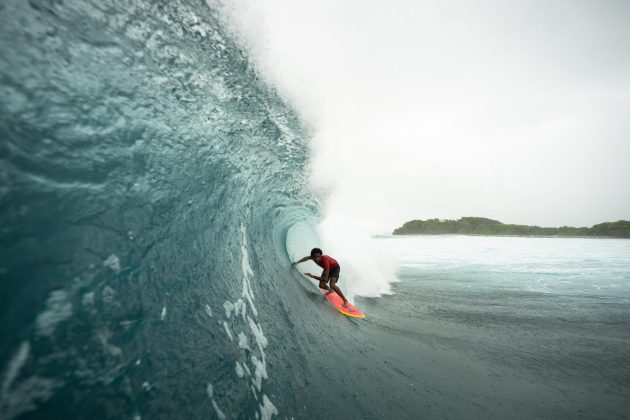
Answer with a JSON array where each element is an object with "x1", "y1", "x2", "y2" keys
[
  {"x1": 1, "y1": 0, "x2": 630, "y2": 419},
  {"x1": 1, "y1": 1, "x2": 317, "y2": 418}
]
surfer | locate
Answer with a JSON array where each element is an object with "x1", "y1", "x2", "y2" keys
[{"x1": 292, "y1": 248, "x2": 349, "y2": 307}]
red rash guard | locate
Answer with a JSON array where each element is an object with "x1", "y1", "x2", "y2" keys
[{"x1": 314, "y1": 255, "x2": 339, "y2": 271}]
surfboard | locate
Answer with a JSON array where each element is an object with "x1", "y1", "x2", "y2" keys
[{"x1": 320, "y1": 289, "x2": 365, "y2": 319}]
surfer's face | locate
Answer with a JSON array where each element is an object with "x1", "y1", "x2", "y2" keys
[{"x1": 312, "y1": 253, "x2": 322, "y2": 262}]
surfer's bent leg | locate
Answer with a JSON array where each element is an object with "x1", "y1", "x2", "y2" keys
[
  {"x1": 319, "y1": 281, "x2": 331, "y2": 291},
  {"x1": 319, "y1": 270, "x2": 332, "y2": 292},
  {"x1": 329, "y1": 277, "x2": 348, "y2": 305}
]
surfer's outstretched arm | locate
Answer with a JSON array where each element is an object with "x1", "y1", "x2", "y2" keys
[
  {"x1": 304, "y1": 272, "x2": 332, "y2": 292},
  {"x1": 303, "y1": 269, "x2": 328, "y2": 282},
  {"x1": 291, "y1": 256, "x2": 311, "y2": 266}
]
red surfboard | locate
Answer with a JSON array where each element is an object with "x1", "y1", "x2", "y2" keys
[{"x1": 320, "y1": 289, "x2": 365, "y2": 319}]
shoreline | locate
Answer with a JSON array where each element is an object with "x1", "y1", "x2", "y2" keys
[
  {"x1": 377, "y1": 234, "x2": 630, "y2": 239},
  {"x1": 391, "y1": 217, "x2": 630, "y2": 239}
]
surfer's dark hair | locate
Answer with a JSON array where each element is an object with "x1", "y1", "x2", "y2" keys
[{"x1": 310, "y1": 248, "x2": 323, "y2": 257}]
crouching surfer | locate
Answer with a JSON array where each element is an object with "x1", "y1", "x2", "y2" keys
[{"x1": 292, "y1": 248, "x2": 349, "y2": 307}]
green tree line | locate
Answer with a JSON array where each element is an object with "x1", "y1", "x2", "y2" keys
[{"x1": 393, "y1": 217, "x2": 630, "y2": 238}]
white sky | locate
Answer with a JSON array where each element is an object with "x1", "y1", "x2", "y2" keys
[{"x1": 223, "y1": 0, "x2": 630, "y2": 232}]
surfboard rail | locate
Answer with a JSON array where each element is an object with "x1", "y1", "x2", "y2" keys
[{"x1": 320, "y1": 289, "x2": 365, "y2": 318}]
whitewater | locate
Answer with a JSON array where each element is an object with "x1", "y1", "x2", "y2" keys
[{"x1": 1, "y1": 1, "x2": 629, "y2": 419}]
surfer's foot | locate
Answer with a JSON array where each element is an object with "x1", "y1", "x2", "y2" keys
[
  {"x1": 342, "y1": 301, "x2": 349, "y2": 307},
  {"x1": 325, "y1": 290, "x2": 334, "y2": 295}
]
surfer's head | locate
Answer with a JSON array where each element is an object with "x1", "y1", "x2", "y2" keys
[{"x1": 310, "y1": 248, "x2": 323, "y2": 261}]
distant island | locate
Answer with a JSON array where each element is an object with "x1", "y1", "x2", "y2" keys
[{"x1": 392, "y1": 217, "x2": 630, "y2": 238}]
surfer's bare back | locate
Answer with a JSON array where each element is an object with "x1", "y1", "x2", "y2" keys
[{"x1": 292, "y1": 248, "x2": 349, "y2": 307}]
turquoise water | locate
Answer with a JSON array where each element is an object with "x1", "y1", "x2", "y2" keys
[
  {"x1": 1, "y1": 1, "x2": 318, "y2": 418},
  {"x1": 1, "y1": 0, "x2": 629, "y2": 418}
]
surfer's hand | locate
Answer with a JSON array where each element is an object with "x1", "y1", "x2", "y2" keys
[{"x1": 304, "y1": 272, "x2": 313, "y2": 278}]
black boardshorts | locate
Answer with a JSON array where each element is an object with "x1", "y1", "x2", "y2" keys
[{"x1": 323, "y1": 266, "x2": 340, "y2": 280}]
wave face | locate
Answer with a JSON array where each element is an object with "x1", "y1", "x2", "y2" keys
[{"x1": 0, "y1": 1, "x2": 327, "y2": 418}]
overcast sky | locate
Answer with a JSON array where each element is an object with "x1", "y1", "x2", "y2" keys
[{"x1": 223, "y1": 0, "x2": 630, "y2": 232}]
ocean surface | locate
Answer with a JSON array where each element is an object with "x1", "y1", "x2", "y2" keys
[
  {"x1": 2, "y1": 0, "x2": 630, "y2": 419},
  {"x1": 367, "y1": 235, "x2": 630, "y2": 419}
]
